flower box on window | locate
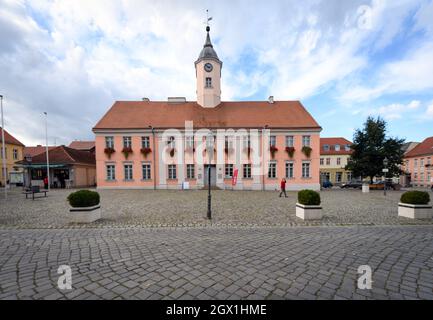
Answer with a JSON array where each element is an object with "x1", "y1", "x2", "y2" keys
[
  {"x1": 302, "y1": 146, "x2": 312, "y2": 158},
  {"x1": 122, "y1": 147, "x2": 133, "y2": 159},
  {"x1": 285, "y1": 146, "x2": 295, "y2": 158},
  {"x1": 140, "y1": 147, "x2": 152, "y2": 158},
  {"x1": 270, "y1": 146, "x2": 278, "y2": 159},
  {"x1": 104, "y1": 147, "x2": 115, "y2": 159}
]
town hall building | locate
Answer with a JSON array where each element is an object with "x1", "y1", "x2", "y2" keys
[{"x1": 93, "y1": 26, "x2": 322, "y2": 190}]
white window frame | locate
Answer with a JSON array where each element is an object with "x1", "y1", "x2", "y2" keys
[
  {"x1": 142, "y1": 136, "x2": 150, "y2": 149},
  {"x1": 123, "y1": 136, "x2": 132, "y2": 148},
  {"x1": 105, "y1": 136, "x2": 114, "y2": 149},
  {"x1": 323, "y1": 144, "x2": 330, "y2": 151},
  {"x1": 285, "y1": 161, "x2": 294, "y2": 179},
  {"x1": 268, "y1": 161, "x2": 277, "y2": 178},
  {"x1": 302, "y1": 135, "x2": 311, "y2": 147},
  {"x1": 124, "y1": 164, "x2": 133, "y2": 181},
  {"x1": 106, "y1": 165, "x2": 115, "y2": 181},
  {"x1": 302, "y1": 162, "x2": 311, "y2": 178},
  {"x1": 225, "y1": 164, "x2": 233, "y2": 178},
  {"x1": 186, "y1": 164, "x2": 195, "y2": 179},
  {"x1": 285, "y1": 136, "x2": 294, "y2": 148},
  {"x1": 269, "y1": 136, "x2": 277, "y2": 147},
  {"x1": 142, "y1": 163, "x2": 151, "y2": 180},
  {"x1": 335, "y1": 144, "x2": 340, "y2": 151},
  {"x1": 168, "y1": 164, "x2": 177, "y2": 179},
  {"x1": 205, "y1": 77, "x2": 212, "y2": 88}
]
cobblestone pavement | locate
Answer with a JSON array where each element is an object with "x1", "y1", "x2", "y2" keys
[
  {"x1": 0, "y1": 226, "x2": 433, "y2": 300},
  {"x1": 0, "y1": 188, "x2": 432, "y2": 228}
]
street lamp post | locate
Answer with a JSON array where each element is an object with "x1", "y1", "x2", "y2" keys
[
  {"x1": 44, "y1": 112, "x2": 50, "y2": 191},
  {"x1": 206, "y1": 132, "x2": 213, "y2": 219},
  {"x1": 1, "y1": 95, "x2": 7, "y2": 199},
  {"x1": 383, "y1": 157, "x2": 389, "y2": 196}
]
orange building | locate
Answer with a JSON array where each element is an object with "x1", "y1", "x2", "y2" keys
[{"x1": 93, "y1": 27, "x2": 322, "y2": 191}]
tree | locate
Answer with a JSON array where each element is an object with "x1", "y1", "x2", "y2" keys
[{"x1": 345, "y1": 117, "x2": 405, "y2": 183}]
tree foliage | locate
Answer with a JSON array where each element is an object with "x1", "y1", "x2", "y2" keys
[{"x1": 345, "y1": 117, "x2": 405, "y2": 183}]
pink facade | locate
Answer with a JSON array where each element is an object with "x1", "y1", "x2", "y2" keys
[
  {"x1": 95, "y1": 132, "x2": 320, "y2": 190},
  {"x1": 403, "y1": 156, "x2": 433, "y2": 187}
]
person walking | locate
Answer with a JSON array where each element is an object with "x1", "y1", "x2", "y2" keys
[
  {"x1": 43, "y1": 176, "x2": 49, "y2": 190},
  {"x1": 279, "y1": 178, "x2": 288, "y2": 198}
]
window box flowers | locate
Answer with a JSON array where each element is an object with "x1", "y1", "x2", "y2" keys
[
  {"x1": 270, "y1": 146, "x2": 278, "y2": 159},
  {"x1": 104, "y1": 147, "x2": 115, "y2": 159},
  {"x1": 140, "y1": 147, "x2": 152, "y2": 158},
  {"x1": 285, "y1": 146, "x2": 295, "y2": 158},
  {"x1": 122, "y1": 147, "x2": 133, "y2": 159},
  {"x1": 302, "y1": 146, "x2": 312, "y2": 157}
]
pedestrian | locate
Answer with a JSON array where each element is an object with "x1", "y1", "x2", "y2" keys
[
  {"x1": 43, "y1": 176, "x2": 48, "y2": 190},
  {"x1": 279, "y1": 178, "x2": 288, "y2": 198}
]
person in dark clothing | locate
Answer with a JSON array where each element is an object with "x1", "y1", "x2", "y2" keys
[
  {"x1": 43, "y1": 176, "x2": 48, "y2": 190},
  {"x1": 279, "y1": 178, "x2": 288, "y2": 198}
]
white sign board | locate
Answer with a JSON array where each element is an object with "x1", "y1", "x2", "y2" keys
[{"x1": 382, "y1": 168, "x2": 389, "y2": 173}]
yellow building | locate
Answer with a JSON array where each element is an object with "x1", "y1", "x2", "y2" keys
[
  {"x1": 320, "y1": 137, "x2": 353, "y2": 185},
  {"x1": 0, "y1": 127, "x2": 25, "y2": 186}
]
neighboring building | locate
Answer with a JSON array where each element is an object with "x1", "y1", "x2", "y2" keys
[
  {"x1": 68, "y1": 141, "x2": 95, "y2": 153},
  {"x1": 319, "y1": 137, "x2": 353, "y2": 185},
  {"x1": 24, "y1": 145, "x2": 56, "y2": 157},
  {"x1": 17, "y1": 145, "x2": 96, "y2": 188},
  {"x1": 399, "y1": 141, "x2": 419, "y2": 186},
  {"x1": 92, "y1": 26, "x2": 322, "y2": 191},
  {"x1": 402, "y1": 136, "x2": 433, "y2": 188},
  {"x1": 0, "y1": 127, "x2": 25, "y2": 186}
]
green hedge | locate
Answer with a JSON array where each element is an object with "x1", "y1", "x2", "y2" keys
[
  {"x1": 298, "y1": 190, "x2": 321, "y2": 205},
  {"x1": 400, "y1": 191, "x2": 430, "y2": 205},
  {"x1": 67, "y1": 190, "x2": 100, "y2": 208}
]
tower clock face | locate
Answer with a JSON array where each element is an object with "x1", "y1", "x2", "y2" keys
[{"x1": 204, "y1": 63, "x2": 213, "y2": 72}]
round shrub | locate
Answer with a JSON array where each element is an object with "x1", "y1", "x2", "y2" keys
[
  {"x1": 67, "y1": 190, "x2": 100, "y2": 208},
  {"x1": 400, "y1": 191, "x2": 430, "y2": 205},
  {"x1": 298, "y1": 190, "x2": 321, "y2": 205}
]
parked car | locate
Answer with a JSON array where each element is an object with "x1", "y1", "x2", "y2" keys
[
  {"x1": 340, "y1": 181, "x2": 363, "y2": 189},
  {"x1": 322, "y1": 181, "x2": 333, "y2": 189},
  {"x1": 369, "y1": 180, "x2": 399, "y2": 190}
]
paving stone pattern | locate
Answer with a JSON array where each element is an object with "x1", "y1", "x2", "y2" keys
[{"x1": 1, "y1": 226, "x2": 433, "y2": 300}]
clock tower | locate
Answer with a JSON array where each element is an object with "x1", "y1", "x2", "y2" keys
[{"x1": 195, "y1": 26, "x2": 222, "y2": 108}]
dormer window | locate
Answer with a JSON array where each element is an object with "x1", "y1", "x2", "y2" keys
[
  {"x1": 345, "y1": 144, "x2": 351, "y2": 151},
  {"x1": 335, "y1": 144, "x2": 340, "y2": 151},
  {"x1": 205, "y1": 77, "x2": 212, "y2": 88},
  {"x1": 323, "y1": 144, "x2": 330, "y2": 151}
]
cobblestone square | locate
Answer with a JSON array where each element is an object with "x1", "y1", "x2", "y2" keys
[{"x1": 0, "y1": 188, "x2": 432, "y2": 228}]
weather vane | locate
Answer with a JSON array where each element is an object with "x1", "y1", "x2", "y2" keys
[{"x1": 205, "y1": 9, "x2": 213, "y2": 29}]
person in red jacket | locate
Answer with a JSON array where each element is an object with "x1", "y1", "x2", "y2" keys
[
  {"x1": 279, "y1": 178, "x2": 287, "y2": 198},
  {"x1": 43, "y1": 176, "x2": 48, "y2": 190}
]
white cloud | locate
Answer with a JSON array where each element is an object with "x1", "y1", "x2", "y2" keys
[
  {"x1": 426, "y1": 103, "x2": 433, "y2": 117},
  {"x1": 0, "y1": 0, "x2": 432, "y2": 146},
  {"x1": 365, "y1": 100, "x2": 421, "y2": 120}
]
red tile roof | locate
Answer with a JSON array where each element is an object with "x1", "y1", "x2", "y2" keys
[
  {"x1": 320, "y1": 137, "x2": 352, "y2": 155},
  {"x1": 405, "y1": 136, "x2": 433, "y2": 158},
  {"x1": 19, "y1": 146, "x2": 95, "y2": 165},
  {"x1": 68, "y1": 141, "x2": 95, "y2": 150},
  {"x1": 93, "y1": 101, "x2": 321, "y2": 130},
  {"x1": 24, "y1": 146, "x2": 56, "y2": 157},
  {"x1": 0, "y1": 127, "x2": 25, "y2": 146}
]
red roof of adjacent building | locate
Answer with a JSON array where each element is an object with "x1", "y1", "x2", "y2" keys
[
  {"x1": 405, "y1": 136, "x2": 433, "y2": 158},
  {"x1": 24, "y1": 146, "x2": 56, "y2": 157},
  {"x1": 0, "y1": 127, "x2": 25, "y2": 146},
  {"x1": 93, "y1": 101, "x2": 321, "y2": 130},
  {"x1": 18, "y1": 146, "x2": 95, "y2": 165},
  {"x1": 68, "y1": 141, "x2": 95, "y2": 150},
  {"x1": 320, "y1": 137, "x2": 352, "y2": 155}
]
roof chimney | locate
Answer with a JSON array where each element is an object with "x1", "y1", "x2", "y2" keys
[
  {"x1": 168, "y1": 97, "x2": 187, "y2": 103},
  {"x1": 268, "y1": 96, "x2": 274, "y2": 104}
]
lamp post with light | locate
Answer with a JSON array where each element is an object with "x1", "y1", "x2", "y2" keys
[
  {"x1": 383, "y1": 157, "x2": 389, "y2": 196},
  {"x1": 44, "y1": 112, "x2": 50, "y2": 191}
]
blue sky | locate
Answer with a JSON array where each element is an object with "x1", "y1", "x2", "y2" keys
[{"x1": 0, "y1": 0, "x2": 432, "y2": 146}]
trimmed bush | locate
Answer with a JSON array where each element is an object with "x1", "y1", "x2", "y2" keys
[
  {"x1": 400, "y1": 191, "x2": 430, "y2": 205},
  {"x1": 67, "y1": 190, "x2": 100, "y2": 208},
  {"x1": 298, "y1": 190, "x2": 321, "y2": 206}
]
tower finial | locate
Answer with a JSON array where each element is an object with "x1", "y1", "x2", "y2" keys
[{"x1": 205, "y1": 9, "x2": 212, "y2": 32}]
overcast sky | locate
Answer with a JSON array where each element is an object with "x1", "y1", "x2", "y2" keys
[{"x1": 1, "y1": 0, "x2": 433, "y2": 146}]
